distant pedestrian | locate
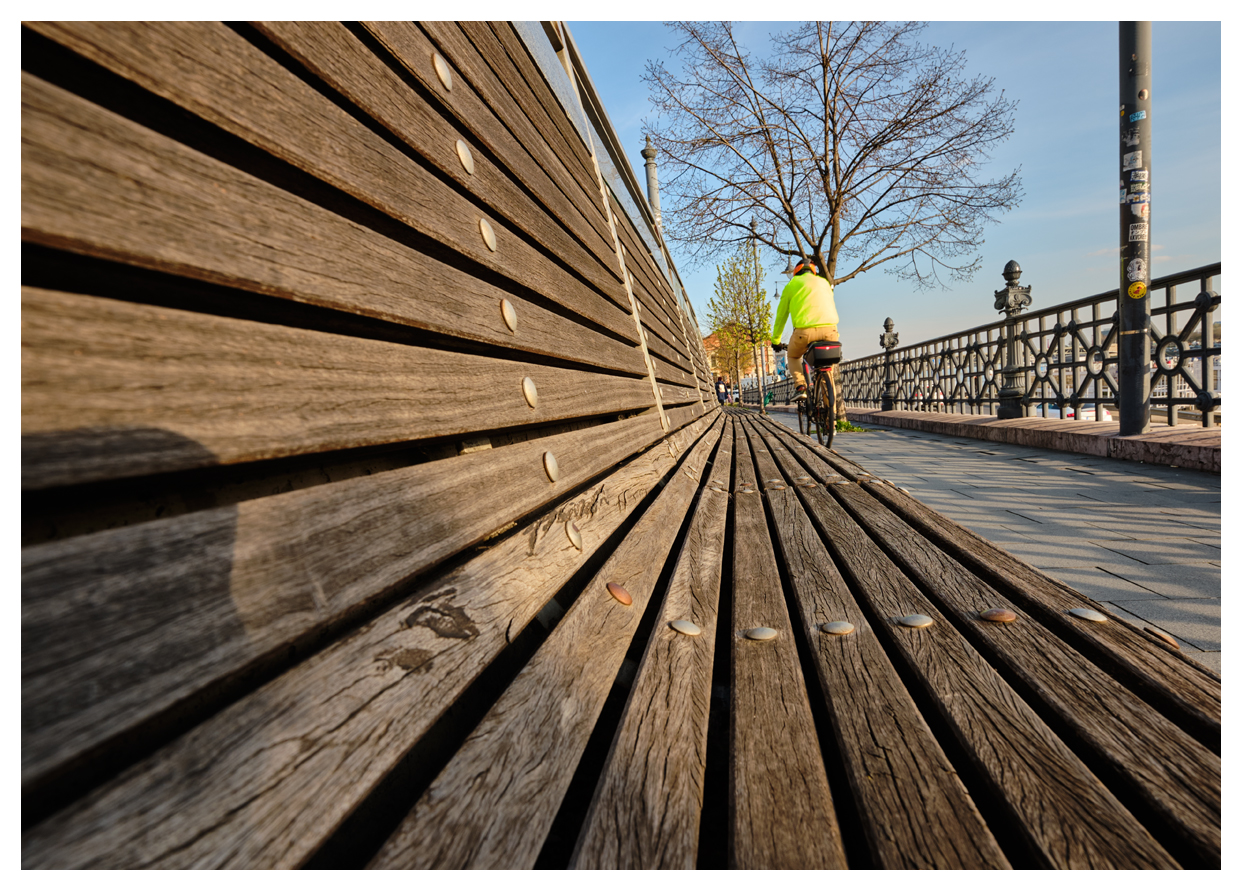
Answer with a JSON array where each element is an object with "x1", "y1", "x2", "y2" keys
[{"x1": 715, "y1": 377, "x2": 728, "y2": 405}]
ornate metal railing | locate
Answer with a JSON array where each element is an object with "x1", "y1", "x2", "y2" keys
[{"x1": 838, "y1": 262, "x2": 1220, "y2": 427}]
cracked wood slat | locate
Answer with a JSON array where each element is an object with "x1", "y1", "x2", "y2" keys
[
  {"x1": 783, "y1": 423, "x2": 1222, "y2": 748},
  {"x1": 570, "y1": 418, "x2": 735, "y2": 868},
  {"x1": 360, "y1": 21, "x2": 617, "y2": 273},
  {"x1": 741, "y1": 417, "x2": 1009, "y2": 869},
  {"x1": 251, "y1": 21, "x2": 630, "y2": 301},
  {"x1": 21, "y1": 288, "x2": 655, "y2": 489},
  {"x1": 368, "y1": 419, "x2": 723, "y2": 869},
  {"x1": 826, "y1": 473, "x2": 1221, "y2": 867},
  {"x1": 22, "y1": 413, "x2": 664, "y2": 796},
  {"x1": 473, "y1": 22, "x2": 602, "y2": 209},
  {"x1": 860, "y1": 478, "x2": 1222, "y2": 749},
  {"x1": 729, "y1": 420, "x2": 846, "y2": 869},
  {"x1": 20, "y1": 71, "x2": 641, "y2": 350},
  {"x1": 29, "y1": 21, "x2": 628, "y2": 317},
  {"x1": 21, "y1": 414, "x2": 718, "y2": 868},
  {"x1": 755, "y1": 421, "x2": 1177, "y2": 869},
  {"x1": 414, "y1": 22, "x2": 614, "y2": 264}
]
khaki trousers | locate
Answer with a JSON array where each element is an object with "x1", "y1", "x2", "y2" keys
[{"x1": 787, "y1": 324, "x2": 843, "y2": 419}]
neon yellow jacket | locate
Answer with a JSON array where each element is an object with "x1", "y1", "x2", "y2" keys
[{"x1": 771, "y1": 272, "x2": 838, "y2": 343}]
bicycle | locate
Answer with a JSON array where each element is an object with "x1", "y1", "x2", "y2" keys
[{"x1": 777, "y1": 339, "x2": 842, "y2": 448}]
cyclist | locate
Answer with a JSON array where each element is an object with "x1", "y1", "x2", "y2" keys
[{"x1": 770, "y1": 259, "x2": 839, "y2": 410}]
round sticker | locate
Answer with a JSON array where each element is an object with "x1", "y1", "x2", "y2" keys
[{"x1": 1128, "y1": 281, "x2": 1147, "y2": 299}]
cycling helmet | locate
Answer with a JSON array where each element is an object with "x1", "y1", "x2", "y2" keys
[{"x1": 793, "y1": 260, "x2": 818, "y2": 275}]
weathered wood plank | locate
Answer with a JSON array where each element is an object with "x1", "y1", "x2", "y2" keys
[
  {"x1": 415, "y1": 22, "x2": 614, "y2": 260},
  {"x1": 368, "y1": 420, "x2": 723, "y2": 868},
  {"x1": 728, "y1": 419, "x2": 846, "y2": 869},
  {"x1": 755, "y1": 419, "x2": 1177, "y2": 868},
  {"x1": 22, "y1": 414, "x2": 719, "y2": 868},
  {"x1": 742, "y1": 417, "x2": 1009, "y2": 868},
  {"x1": 858, "y1": 476, "x2": 1223, "y2": 748},
  {"x1": 784, "y1": 427, "x2": 1223, "y2": 747},
  {"x1": 474, "y1": 22, "x2": 602, "y2": 208},
  {"x1": 29, "y1": 21, "x2": 628, "y2": 310},
  {"x1": 826, "y1": 470, "x2": 1220, "y2": 866},
  {"x1": 22, "y1": 414, "x2": 665, "y2": 794},
  {"x1": 571, "y1": 418, "x2": 734, "y2": 868},
  {"x1": 20, "y1": 72, "x2": 641, "y2": 348},
  {"x1": 21, "y1": 288, "x2": 655, "y2": 488}
]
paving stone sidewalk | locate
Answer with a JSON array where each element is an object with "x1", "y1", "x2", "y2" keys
[{"x1": 766, "y1": 412, "x2": 1222, "y2": 673}]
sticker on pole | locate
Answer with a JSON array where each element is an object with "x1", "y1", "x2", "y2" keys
[
  {"x1": 1126, "y1": 258, "x2": 1146, "y2": 281},
  {"x1": 1129, "y1": 110, "x2": 1147, "y2": 122},
  {"x1": 1131, "y1": 202, "x2": 1149, "y2": 220},
  {"x1": 1128, "y1": 281, "x2": 1147, "y2": 299},
  {"x1": 1122, "y1": 128, "x2": 1140, "y2": 147},
  {"x1": 1129, "y1": 223, "x2": 1148, "y2": 242},
  {"x1": 1123, "y1": 151, "x2": 1142, "y2": 171},
  {"x1": 1131, "y1": 170, "x2": 1149, "y2": 182}
]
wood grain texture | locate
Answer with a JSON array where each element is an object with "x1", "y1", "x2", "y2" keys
[
  {"x1": 20, "y1": 71, "x2": 641, "y2": 348},
  {"x1": 755, "y1": 420, "x2": 1176, "y2": 868},
  {"x1": 21, "y1": 414, "x2": 719, "y2": 869},
  {"x1": 368, "y1": 419, "x2": 722, "y2": 868},
  {"x1": 728, "y1": 419, "x2": 846, "y2": 869},
  {"x1": 856, "y1": 476, "x2": 1223, "y2": 747},
  {"x1": 571, "y1": 419, "x2": 734, "y2": 868},
  {"x1": 414, "y1": 22, "x2": 614, "y2": 260},
  {"x1": 21, "y1": 288, "x2": 654, "y2": 488},
  {"x1": 742, "y1": 417, "x2": 1009, "y2": 869},
  {"x1": 829, "y1": 474, "x2": 1220, "y2": 866},
  {"x1": 22, "y1": 414, "x2": 665, "y2": 793},
  {"x1": 472, "y1": 22, "x2": 602, "y2": 207}
]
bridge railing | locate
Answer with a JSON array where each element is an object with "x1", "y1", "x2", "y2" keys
[{"x1": 838, "y1": 262, "x2": 1221, "y2": 427}]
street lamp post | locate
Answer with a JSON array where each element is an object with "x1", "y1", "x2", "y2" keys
[{"x1": 1118, "y1": 21, "x2": 1152, "y2": 435}]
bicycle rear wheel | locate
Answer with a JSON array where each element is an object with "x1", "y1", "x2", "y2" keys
[{"x1": 813, "y1": 372, "x2": 835, "y2": 448}]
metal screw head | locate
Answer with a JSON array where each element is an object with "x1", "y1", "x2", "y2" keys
[
  {"x1": 565, "y1": 521, "x2": 582, "y2": 551},
  {"x1": 543, "y1": 450, "x2": 559, "y2": 482},
  {"x1": 479, "y1": 218, "x2": 497, "y2": 252},
  {"x1": 822, "y1": 621, "x2": 855, "y2": 636},
  {"x1": 1144, "y1": 627, "x2": 1178, "y2": 648},
  {"x1": 980, "y1": 608, "x2": 1017, "y2": 623},
  {"x1": 455, "y1": 139, "x2": 475, "y2": 175},
  {"x1": 522, "y1": 376, "x2": 538, "y2": 409},
  {"x1": 500, "y1": 298, "x2": 517, "y2": 333},
  {"x1": 896, "y1": 614, "x2": 933, "y2": 628},
  {"x1": 744, "y1": 626, "x2": 778, "y2": 641},
  {"x1": 432, "y1": 52, "x2": 453, "y2": 90},
  {"x1": 670, "y1": 619, "x2": 701, "y2": 636},
  {"x1": 1068, "y1": 607, "x2": 1108, "y2": 623},
  {"x1": 606, "y1": 581, "x2": 632, "y2": 606}
]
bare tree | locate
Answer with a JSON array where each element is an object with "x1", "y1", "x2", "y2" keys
[
  {"x1": 645, "y1": 21, "x2": 1021, "y2": 289},
  {"x1": 706, "y1": 245, "x2": 772, "y2": 409}
]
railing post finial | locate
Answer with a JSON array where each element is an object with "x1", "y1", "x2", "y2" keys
[{"x1": 880, "y1": 318, "x2": 899, "y2": 411}]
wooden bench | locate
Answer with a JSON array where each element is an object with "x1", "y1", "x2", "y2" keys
[{"x1": 22, "y1": 21, "x2": 1219, "y2": 869}]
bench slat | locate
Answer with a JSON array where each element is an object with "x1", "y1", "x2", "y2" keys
[
  {"x1": 21, "y1": 413, "x2": 719, "y2": 868},
  {"x1": 368, "y1": 419, "x2": 724, "y2": 868},
  {"x1": 744, "y1": 418, "x2": 1010, "y2": 868},
  {"x1": 827, "y1": 466, "x2": 1220, "y2": 866},
  {"x1": 758, "y1": 420, "x2": 1177, "y2": 868},
  {"x1": 729, "y1": 419, "x2": 847, "y2": 868},
  {"x1": 571, "y1": 415, "x2": 734, "y2": 868},
  {"x1": 417, "y1": 22, "x2": 613, "y2": 260},
  {"x1": 20, "y1": 72, "x2": 641, "y2": 349},
  {"x1": 22, "y1": 288, "x2": 655, "y2": 488},
  {"x1": 22, "y1": 412, "x2": 665, "y2": 793},
  {"x1": 775, "y1": 423, "x2": 1221, "y2": 747}
]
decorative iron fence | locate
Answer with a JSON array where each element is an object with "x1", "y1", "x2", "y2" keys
[{"x1": 837, "y1": 262, "x2": 1220, "y2": 427}]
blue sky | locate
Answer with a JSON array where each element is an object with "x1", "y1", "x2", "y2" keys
[{"x1": 567, "y1": 19, "x2": 1222, "y2": 351}]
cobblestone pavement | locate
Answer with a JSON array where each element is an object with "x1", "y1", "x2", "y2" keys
[{"x1": 765, "y1": 412, "x2": 1222, "y2": 673}]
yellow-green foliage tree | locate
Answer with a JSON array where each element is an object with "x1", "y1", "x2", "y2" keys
[{"x1": 707, "y1": 243, "x2": 772, "y2": 407}]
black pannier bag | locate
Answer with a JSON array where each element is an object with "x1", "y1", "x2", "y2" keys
[{"x1": 805, "y1": 340, "x2": 842, "y2": 367}]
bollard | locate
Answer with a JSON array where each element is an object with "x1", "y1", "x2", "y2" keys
[
  {"x1": 880, "y1": 318, "x2": 899, "y2": 411},
  {"x1": 994, "y1": 261, "x2": 1033, "y2": 419}
]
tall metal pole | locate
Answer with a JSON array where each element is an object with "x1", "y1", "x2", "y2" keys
[{"x1": 1119, "y1": 21, "x2": 1152, "y2": 434}]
